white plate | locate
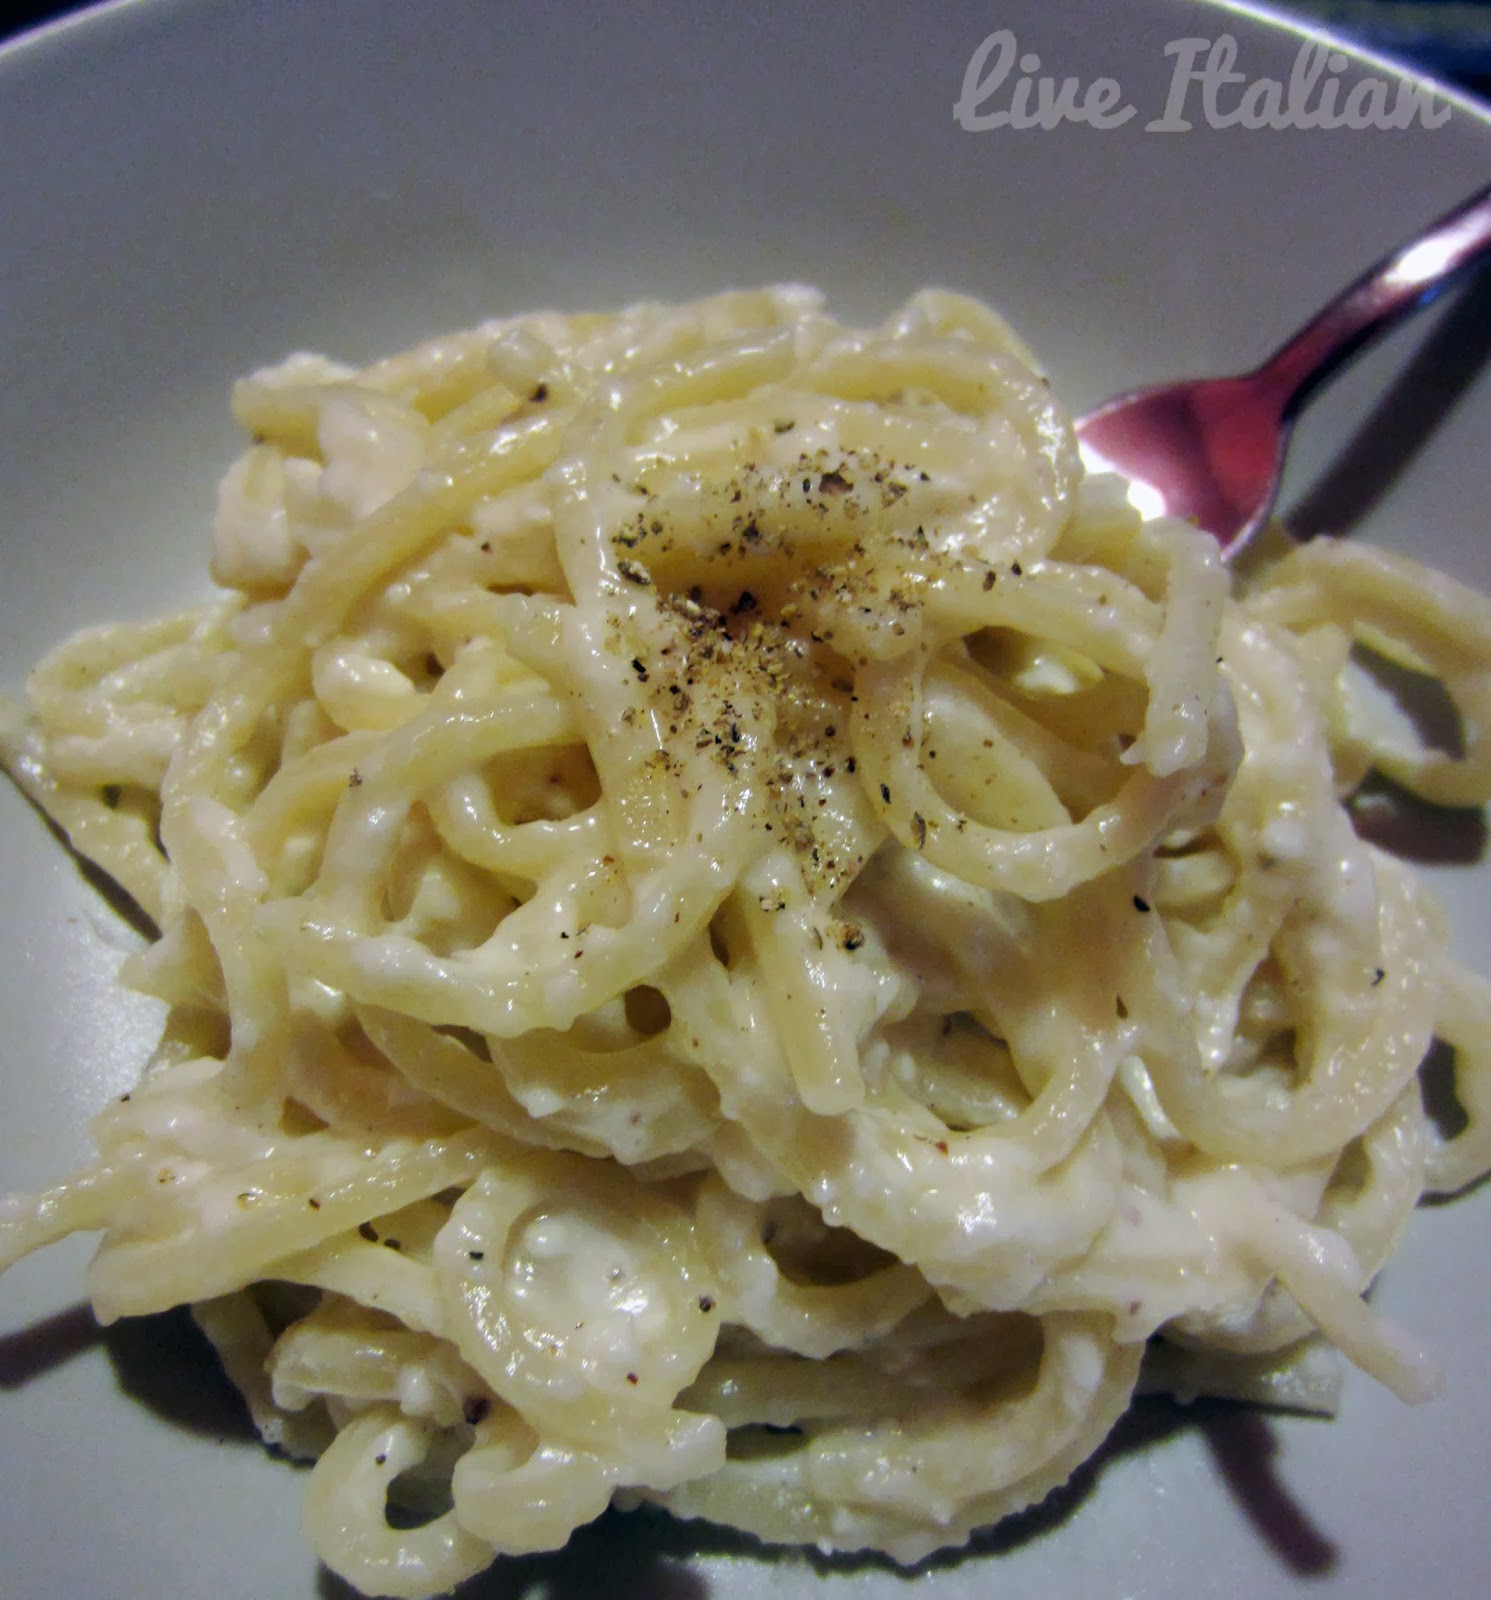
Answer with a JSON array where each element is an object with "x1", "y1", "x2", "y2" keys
[{"x1": 2, "y1": 3, "x2": 1488, "y2": 1597}]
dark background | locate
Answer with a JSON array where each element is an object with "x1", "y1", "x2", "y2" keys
[
  {"x1": 9, "y1": 0, "x2": 1491, "y2": 86},
  {"x1": 7, "y1": 0, "x2": 79, "y2": 41},
  {"x1": 3, "y1": 0, "x2": 1491, "y2": 92},
  {"x1": 3, "y1": 1, "x2": 1490, "y2": 102}
]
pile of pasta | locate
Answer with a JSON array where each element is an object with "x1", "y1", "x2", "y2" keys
[{"x1": 2, "y1": 288, "x2": 1489, "y2": 1598}]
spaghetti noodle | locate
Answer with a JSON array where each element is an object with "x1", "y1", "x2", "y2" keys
[{"x1": 1, "y1": 287, "x2": 1487, "y2": 1596}]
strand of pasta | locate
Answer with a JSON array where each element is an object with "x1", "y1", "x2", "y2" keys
[{"x1": 1, "y1": 289, "x2": 1489, "y2": 1599}]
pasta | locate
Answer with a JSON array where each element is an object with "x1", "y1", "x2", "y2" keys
[{"x1": 1, "y1": 286, "x2": 1488, "y2": 1597}]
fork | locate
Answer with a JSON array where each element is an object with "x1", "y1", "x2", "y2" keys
[{"x1": 1075, "y1": 181, "x2": 1491, "y2": 557}]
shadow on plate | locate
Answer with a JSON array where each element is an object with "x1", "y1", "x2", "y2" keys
[
  {"x1": 0, "y1": 1299, "x2": 103, "y2": 1389},
  {"x1": 10, "y1": 788, "x2": 160, "y2": 943},
  {"x1": 1349, "y1": 774, "x2": 1487, "y2": 866},
  {"x1": 104, "y1": 1302, "x2": 257, "y2": 1439},
  {"x1": 1285, "y1": 264, "x2": 1491, "y2": 540},
  {"x1": 0, "y1": 1300, "x2": 255, "y2": 1442}
]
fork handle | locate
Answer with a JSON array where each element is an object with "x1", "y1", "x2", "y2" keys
[{"x1": 1254, "y1": 180, "x2": 1491, "y2": 419}]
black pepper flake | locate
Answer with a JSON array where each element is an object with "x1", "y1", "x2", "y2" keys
[
  {"x1": 818, "y1": 469, "x2": 851, "y2": 495},
  {"x1": 467, "y1": 1249, "x2": 485, "y2": 1261},
  {"x1": 374, "y1": 1453, "x2": 387, "y2": 1467},
  {"x1": 730, "y1": 590, "x2": 758, "y2": 615},
  {"x1": 1133, "y1": 895, "x2": 1151, "y2": 913},
  {"x1": 773, "y1": 418, "x2": 795, "y2": 433},
  {"x1": 530, "y1": 381, "x2": 549, "y2": 403},
  {"x1": 307, "y1": 1197, "x2": 321, "y2": 1210},
  {"x1": 982, "y1": 570, "x2": 997, "y2": 591},
  {"x1": 618, "y1": 559, "x2": 651, "y2": 586},
  {"x1": 626, "y1": 1372, "x2": 640, "y2": 1385},
  {"x1": 880, "y1": 782, "x2": 891, "y2": 803},
  {"x1": 1011, "y1": 561, "x2": 1023, "y2": 576},
  {"x1": 358, "y1": 1221, "x2": 379, "y2": 1243},
  {"x1": 1372, "y1": 968, "x2": 1386, "y2": 986},
  {"x1": 911, "y1": 811, "x2": 927, "y2": 849},
  {"x1": 845, "y1": 756, "x2": 857, "y2": 774},
  {"x1": 631, "y1": 657, "x2": 649, "y2": 682},
  {"x1": 463, "y1": 1396, "x2": 492, "y2": 1426},
  {"x1": 101, "y1": 783, "x2": 122, "y2": 808},
  {"x1": 698, "y1": 1295, "x2": 716, "y2": 1313},
  {"x1": 383, "y1": 1238, "x2": 401, "y2": 1250},
  {"x1": 348, "y1": 769, "x2": 363, "y2": 788}
]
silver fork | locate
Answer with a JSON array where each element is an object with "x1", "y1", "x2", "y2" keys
[{"x1": 1075, "y1": 182, "x2": 1491, "y2": 557}]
